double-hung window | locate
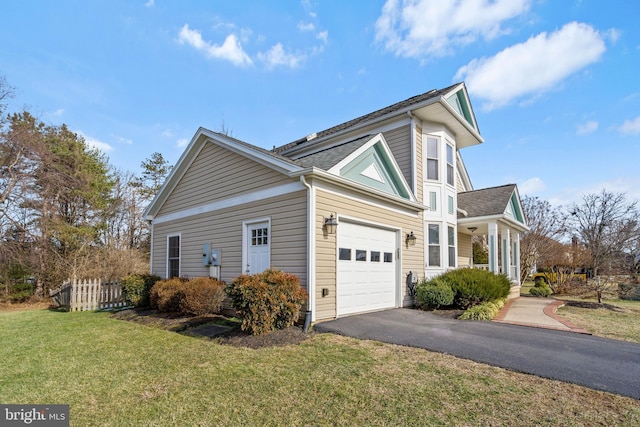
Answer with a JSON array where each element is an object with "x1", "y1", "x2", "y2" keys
[
  {"x1": 446, "y1": 144, "x2": 454, "y2": 186},
  {"x1": 168, "y1": 235, "x2": 180, "y2": 278},
  {"x1": 427, "y1": 224, "x2": 440, "y2": 267},
  {"x1": 426, "y1": 137, "x2": 439, "y2": 181},
  {"x1": 448, "y1": 226, "x2": 456, "y2": 268}
]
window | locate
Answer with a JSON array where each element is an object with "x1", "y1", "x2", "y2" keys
[
  {"x1": 446, "y1": 144, "x2": 454, "y2": 186},
  {"x1": 339, "y1": 248, "x2": 351, "y2": 260},
  {"x1": 430, "y1": 191, "x2": 437, "y2": 211},
  {"x1": 356, "y1": 250, "x2": 367, "y2": 262},
  {"x1": 428, "y1": 224, "x2": 440, "y2": 267},
  {"x1": 371, "y1": 251, "x2": 381, "y2": 262},
  {"x1": 384, "y1": 252, "x2": 393, "y2": 263},
  {"x1": 168, "y1": 235, "x2": 180, "y2": 278},
  {"x1": 448, "y1": 226, "x2": 456, "y2": 268},
  {"x1": 251, "y1": 227, "x2": 268, "y2": 246},
  {"x1": 448, "y1": 195, "x2": 454, "y2": 215},
  {"x1": 426, "y1": 137, "x2": 439, "y2": 180}
]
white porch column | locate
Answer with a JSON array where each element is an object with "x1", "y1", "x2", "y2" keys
[
  {"x1": 513, "y1": 232, "x2": 521, "y2": 285},
  {"x1": 488, "y1": 222, "x2": 499, "y2": 274},
  {"x1": 502, "y1": 227, "x2": 511, "y2": 280}
]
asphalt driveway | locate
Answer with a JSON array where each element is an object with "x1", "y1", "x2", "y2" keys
[{"x1": 314, "y1": 308, "x2": 640, "y2": 400}]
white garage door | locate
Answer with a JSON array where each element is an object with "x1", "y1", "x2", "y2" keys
[{"x1": 337, "y1": 222, "x2": 397, "y2": 316}]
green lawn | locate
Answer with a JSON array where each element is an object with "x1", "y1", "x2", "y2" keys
[
  {"x1": 1, "y1": 309, "x2": 639, "y2": 426},
  {"x1": 557, "y1": 298, "x2": 640, "y2": 343}
]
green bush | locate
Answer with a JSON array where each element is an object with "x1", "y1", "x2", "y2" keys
[
  {"x1": 459, "y1": 299, "x2": 506, "y2": 320},
  {"x1": 121, "y1": 274, "x2": 161, "y2": 307},
  {"x1": 226, "y1": 268, "x2": 307, "y2": 335},
  {"x1": 415, "y1": 279, "x2": 454, "y2": 309},
  {"x1": 150, "y1": 278, "x2": 188, "y2": 313},
  {"x1": 8, "y1": 282, "x2": 34, "y2": 303},
  {"x1": 180, "y1": 277, "x2": 226, "y2": 315},
  {"x1": 436, "y1": 269, "x2": 511, "y2": 309},
  {"x1": 529, "y1": 281, "x2": 552, "y2": 297}
]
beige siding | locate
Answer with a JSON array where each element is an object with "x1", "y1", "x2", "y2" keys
[
  {"x1": 158, "y1": 142, "x2": 290, "y2": 217},
  {"x1": 314, "y1": 187, "x2": 423, "y2": 320},
  {"x1": 456, "y1": 168, "x2": 466, "y2": 193},
  {"x1": 382, "y1": 125, "x2": 412, "y2": 189},
  {"x1": 457, "y1": 232, "x2": 472, "y2": 267},
  {"x1": 414, "y1": 123, "x2": 423, "y2": 203},
  {"x1": 152, "y1": 191, "x2": 307, "y2": 284}
]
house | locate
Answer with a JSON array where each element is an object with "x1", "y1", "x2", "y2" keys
[{"x1": 144, "y1": 82, "x2": 529, "y2": 322}]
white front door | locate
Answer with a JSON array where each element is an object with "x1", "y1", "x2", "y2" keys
[{"x1": 247, "y1": 221, "x2": 270, "y2": 274}]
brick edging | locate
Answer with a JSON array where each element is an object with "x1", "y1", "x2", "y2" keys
[{"x1": 544, "y1": 300, "x2": 591, "y2": 334}]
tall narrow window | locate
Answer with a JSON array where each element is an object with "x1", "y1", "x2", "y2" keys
[
  {"x1": 428, "y1": 224, "x2": 440, "y2": 267},
  {"x1": 448, "y1": 195, "x2": 454, "y2": 215},
  {"x1": 426, "y1": 137, "x2": 439, "y2": 181},
  {"x1": 446, "y1": 144, "x2": 454, "y2": 186},
  {"x1": 430, "y1": 191, "x2": 437, "y2": 211},
  {"x1": 168, "y1": 235, "x2": 180, "y2": 278},
  {"x1": 448, "y1": 226, "x2": 456, "y2": 267}
]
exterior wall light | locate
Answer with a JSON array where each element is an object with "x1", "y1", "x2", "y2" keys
[
  {"x1": 324, "y1": 213, "x2": 338, "y2": 234},
  {"x1": 406, "y1": 231, "x2": 417, "y2": 246}
]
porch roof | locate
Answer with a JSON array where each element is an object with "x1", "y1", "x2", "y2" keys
[{"x1": 457, "y1": 184, "x2": 529, "y2": 234}]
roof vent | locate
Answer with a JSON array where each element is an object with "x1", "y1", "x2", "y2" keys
[{"x1": 306, "y1": 132, "x2": 317, "y2": 141}]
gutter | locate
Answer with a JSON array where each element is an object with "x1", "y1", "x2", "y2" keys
[{"x1": 299, "y1": 175, "x2": 315, "y2": 330}]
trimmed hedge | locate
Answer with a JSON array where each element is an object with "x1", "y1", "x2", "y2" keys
[
  {"x1": 149, "y1": 277, "x2": 225, "y2": 315},
  {"x1": 226, "y1": 268, "x2": 307, "y2": 335},
  {"x1": 121, "y1": 274, "x2": 161, "y2": 307},
  {"x1": 415, "y1": 280, "x2": 454, "y2": 309}
]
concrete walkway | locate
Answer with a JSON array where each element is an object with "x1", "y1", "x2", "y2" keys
[{"x1": 493, "y1": 296, "x2": 590, "y2": 334}]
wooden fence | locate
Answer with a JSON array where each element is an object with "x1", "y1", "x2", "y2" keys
[{"x1": 49, "y1": 278, "x2": 126, "y2": 311}]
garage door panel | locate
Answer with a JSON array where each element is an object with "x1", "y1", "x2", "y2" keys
[{"x1": 337, "y1": 222, "x2": 398, "y2": 316}]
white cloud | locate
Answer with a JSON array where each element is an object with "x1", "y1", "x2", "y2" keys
[
  {"x1": 316, "y1": 30, "x2": 328, "y2": 44},
  {"x1": 375, "y1": 0, "x2": 530, "y2": 59},
  {"x1": 618, "y1": 116, "x2": 640, "y2": 135},
  {"x1": 257, "y1": 43, "x2": 305, "y2": 69},
  {"x1": 456, "y1": 22, "x2": 606, "y2": 110},
  {"x1": 113, "y1": 134, "x2": 133, "y2": 145},
  {"x1": 519, "y1": 177, "x2": 545, "y2": 195},
  {"x1": 76, "y1": 131, "x2": 113, "y2": 153},
  {"x1": 48, "y1": 108, "x2": 65, "y2": 117},
  {"x1": 548, "y1": 177, "x2": 640, "y2": 207},
  {"x1": 298, "y1": 22, "x2": 315, "y2": 32},
  {"x1": 162, "y1": 129, "x2": 175, "y2": 138},
  {"x1": 178, "y1": 24, "x2": 253, "y2": 67},
  {"x1": 145, "y1": 0, "x2": 154, "y2": 7},
  {"x1": 576, "y1": 120, "x2": 598, "y2": 135},
  {"x1": 177, "y1": 138, "x2": 189, "y2": 148}
]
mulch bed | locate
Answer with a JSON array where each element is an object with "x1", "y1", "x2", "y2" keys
[
  {"x1": 109, "y1": 308, "x2": 313, "y2": 349},
  {"x1": 564, "y1": 300, "x2": 629, "y2": 313}
]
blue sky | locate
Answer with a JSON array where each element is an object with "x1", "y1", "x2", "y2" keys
[{"x1": 2, "y1": 0, "x2": 639, "y2": 207}]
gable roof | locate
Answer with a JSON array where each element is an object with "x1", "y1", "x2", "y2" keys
[
  {"x1": 275, "y1": 82, "x2": 482, "y2": 156},
  {"x1": 458, "y1": 184, "x2": 517, "y2": 218}
]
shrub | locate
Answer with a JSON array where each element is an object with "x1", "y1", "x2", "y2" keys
[
  {"x1": 226, "y1": 268, "x2": 307, "y2": 335},
  {"x1": 415, "y1": 279, "x2": 454, "y2": 309},
  {"x1": 439, "y1": 269, "x2": 511, "y2": 309},
  {"x1": 459, "y1": 299, "x2": 506, "y2": 320},
  {"x1": 150, "y1": 278, "x2": 188, "y2": 313},
  {"x1": 8, "y1": 282, "x2": 34, "y2": 303},
  {"x1": 180, "y1": 277, "x2": 226, "y2": 315},
  {"x1": 529, "y1": 281, "x2": 552, "y2": 297},
  {"x1": 121, "y1": 274, "x2": 161, "y2": 307}
]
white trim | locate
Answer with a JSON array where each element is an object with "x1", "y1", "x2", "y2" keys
[
  {"x1": 166, "y1": 233, "x2": 181, "y2": 278},
  {"x1": 149, "y1": 223, "x2": 154, "y2": 274},
  {"x1": 242, "y1": 217, "x2": 271, "y2": 275},
  {"x1": 152, "y1": 181, "x2": 305, "y2": 225},
  {"x1": 299, "y1": 176, "x2": 316, "y2": 322}
]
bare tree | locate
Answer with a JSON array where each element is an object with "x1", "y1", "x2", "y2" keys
[
  {"x1": 567, "y1": 190, "x2": 639, "y2": 303},
  {"x1": 519, "y1": 196, "x2": 566, "y2": 283}
]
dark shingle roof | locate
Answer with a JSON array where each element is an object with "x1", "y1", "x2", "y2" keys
[
  {"x1": 274, "y1": 82, "x2": 462, "y2": 155},
  {"x1": 457, "y1": 184, "x2": 516, "y2": 218},
  {"x1": 294, "y1": 135, "x2": 372, "y2": 170}
]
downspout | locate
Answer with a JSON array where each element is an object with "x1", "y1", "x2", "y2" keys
[
  {"x1": 148, "y1": 220, "x2": 154, "y2": 275},
  {"x1": 299, "y1": 175, "x2": 315, "y2": 331}
]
